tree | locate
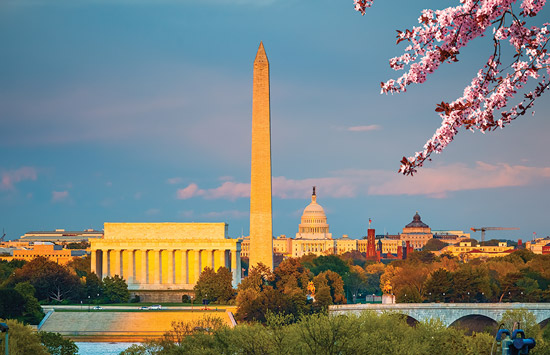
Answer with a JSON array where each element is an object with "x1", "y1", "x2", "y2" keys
[
  {"x1": 313, "y1": 270, "x2": 346, "y2": 304},
  {"x1": 0, "y1": 259, "x2": 26, "y2": 284},
  {"x1": 14, "y1": 282, "x2": 44, "y2": 324},
  {"x1": 65, "y1": 255, "x2": 91, "y2": 278},
  {"x1": 0, "y1": 318, "x2": 48, "y2": 355},
  {"x1": 102, "y1": 275, "x2": 129, "y2": 303},
  {"x1": 85, "y1": 272, "x2": 102, "y2": 300},
  {"x1": 38, "y1": 332, "x2": 78, "y2": 355},
  {"x1": 7, "y1": 257, "x2": 82, "y2": 302},
  {"x1": 422, "y1": 239, "x2": 448, "y2": 252},
  {"x1": 423, "y1": 268, "x2": 452, "y2": 302},
  {"x1": 273, "y1": 258, "x2": 311, "y2": 293},
  {"x1": 302, "y1": 255, "x2": 350, "y2": 277},
  {"x1": 0, "y1": 289, "x2": 26, "y2": 320},
  {"x1": 354, "y1": 0, "x2": 550, "y2": 174},
  {"x1": 193, "y1": 266, "x2": 234, "y2": 304}
]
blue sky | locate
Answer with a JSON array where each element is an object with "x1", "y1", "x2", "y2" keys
[{"x1": 1, "y1": 0, "x2": 549, "y2": 242}]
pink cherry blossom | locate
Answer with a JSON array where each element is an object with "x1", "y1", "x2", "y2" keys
[{"x1": 355, "y1": 0, "x2": 550, "y2": 175}]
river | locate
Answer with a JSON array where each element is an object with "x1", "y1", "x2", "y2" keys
[{"x1": 75, "y1": 342, "x2": 139, "y2": 355}]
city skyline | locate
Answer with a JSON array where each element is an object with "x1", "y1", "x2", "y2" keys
[{"x1": 1, "y1": 1, "x2": 549, "y2": 241}]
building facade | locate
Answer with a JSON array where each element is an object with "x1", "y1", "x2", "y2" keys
[
  {"x1": 90, "y1": 223, "x2": 241, "y2": 302},
  {"x1": 399, "y1": 212, "x2": 433, "y2": 250},
  {"x1": 438, "y1": 241, "x2": 514, "y2": 261},
  {"x1": 19, "y1": 229, "x2": 103, "y2": 244},
  {"x1": 0, "y1": 242, "x2": 86, "y2": 265}
]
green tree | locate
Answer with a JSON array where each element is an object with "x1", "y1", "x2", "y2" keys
[
  {"x1": 423, "y1": 268, "x2": 452, "y2": 302},
  {"x1": 14, "y1": 282, "x2": 44, "y2": 324},
  {"x1": 0, "y1": 259, "x2": 26, "y2": 284},
  {"x1": 0, "y1": 289, "x2": 26, "y2": 320},
  {"x1": 303, "y1": 255, "x2": 350, "y2": 277},
  {"x1": 422, "y1": 239, "x2": 448, "y2": 252},
  {"x1": 0, "y1": 318, "x2": 48, "y2": 355},
  {"x1": 85, "y1": 272, "x2": 102, "y2": 300},
  {"x1": 65, "y1": 255, "x2": 91, "y2": 278},
  {"x1": 102, "y1": 275, "x2": 129, "y2": 303},
  {"x1": 193, "y1": 266, "x2": 234, "y2": 304},
  {"x1": 38, "y1": 332, "x2": 78, "y2": 355},
  {"x1": 6, "y1": 257, "x2": 82, "y2": 302}
]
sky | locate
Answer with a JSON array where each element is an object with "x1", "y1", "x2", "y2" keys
[{"x1": 1, "y1": 0, "x2": 549, "y2": 242}]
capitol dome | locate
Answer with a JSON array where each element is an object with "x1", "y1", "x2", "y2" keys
[{"x1": 296, "y1": 187, "x2": 331, "y2": 239}]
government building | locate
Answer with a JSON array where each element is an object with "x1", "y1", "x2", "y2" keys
[{"x1": 90, "y1": 223, "x2": 241, "y2": 302}]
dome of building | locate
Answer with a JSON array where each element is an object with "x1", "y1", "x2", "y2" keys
[
  {"x1": 296, "y1": 187, "x2": 331, "y2": 240},
  {"x1": 405, "y1": 212, "x2": 429, "y2": 228},
  {"x1": 302, "y1": 194, "x2": 327, "y2": 216}
]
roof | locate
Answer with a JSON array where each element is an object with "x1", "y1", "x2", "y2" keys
[{"x1": 405, "y1": 212, "x2": 429, "y2": 228}]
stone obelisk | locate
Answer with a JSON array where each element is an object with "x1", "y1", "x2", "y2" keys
[{"x1": 249, "y1": 42, "x2": 273, "y2": 270}]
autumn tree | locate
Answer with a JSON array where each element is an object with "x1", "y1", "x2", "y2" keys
[
  {"x1": 354, "y1": 0, "x2": 550, "y2": 174},
  {"x1": 313, "y1": 270, "x2": 346, "y2": 305}
]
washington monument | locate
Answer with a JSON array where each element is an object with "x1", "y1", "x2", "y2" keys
[{"x1": 249, "y1": 42, "x2": 273, "y2": 270}]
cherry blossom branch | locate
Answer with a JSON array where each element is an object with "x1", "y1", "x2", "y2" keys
[{"x1": 354, "y1": 0, "x2": 549, "y2": 175}]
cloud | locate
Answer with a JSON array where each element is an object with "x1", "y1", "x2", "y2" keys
[
  {"x1": 52, "y1": 190, "x2": 69, "y2": 202},
  {"x1": 176, "y1": 162, "x2": 550, "y2": 201},
  {"x1": 177, "y1": 209, "x2": 247, "y2": 220},
  {"x1": 201, "y1": 210, "x2": 248, "y2": 219},
  {"x1": 367, "y1": 162, "x2": 550, "y2": 198},
  {"x1": 177, "y1": 181, "x2": 249, "y2": 200},
  {"x1": 347, "y1": 125, "x2": 382, "y2": 132},
  {"x1": 179, "y1": 210, "x2": 194, "y2": 219},
  {"x1": 166, "y1": 177, "x2": 183, "y2": 185},
  {"x1": 1, "y1": 167, "x2": 37, "y2": 190},
  {"x1": 145, "y1": 208, "x2": 161, "y2": 216},
  {"x1": 177, "y1": 183, "x2": 203, "y2": 199}
]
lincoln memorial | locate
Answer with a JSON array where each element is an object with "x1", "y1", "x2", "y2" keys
[{"x1": 90, "y1": 222, "x2": 241, "y2": 302}]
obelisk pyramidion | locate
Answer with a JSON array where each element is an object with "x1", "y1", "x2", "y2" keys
[{"x1": 249, "y1": 42, "x2": 273, "y2": 270}]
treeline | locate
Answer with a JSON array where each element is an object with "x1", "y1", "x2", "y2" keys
[
  {"x1": 379, "y1": 249, "x2": 550, "y2": 303},
  {"x1": 194, "y1": 249, "x2": 550, "y2": 323},
  {"x1": 0, "y1": 256, "x2": 130, "y2": 324},
  {"x1": 121, "y1": 310, "x2": 550, "y2": 355},
  {"x1": 0, "y1": 318, "x2": 78, "y2": 355}
]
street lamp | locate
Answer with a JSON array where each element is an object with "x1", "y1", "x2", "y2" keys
[{"x1": 0, "y1": 322, "x2": 9, "y2": 355}]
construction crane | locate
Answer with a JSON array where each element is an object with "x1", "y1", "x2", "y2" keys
[
  {"x1": 0, "y1": 228, "x2": 5, "y2": 242},
  {"x1": 470, "y1": 227, "x2": 520, "y2": 243}
]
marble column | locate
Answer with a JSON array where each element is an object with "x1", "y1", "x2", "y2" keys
[
  {"x1": 114, "y1": 249, "x2": 122, "y2": 277},
  {"x1": 102, "y1": 249, "x2": 109, "y2": 279},
  {"x1": 219, "y1": 249, "x2": 227, "y2": 270},
  {"x1": 91, "y1": 250, "x2": 97, "y2": 275},
  {"x1": 231, "y1": 249, "x2": 238, "y2": 287},
  {"x1": 141, "y1": 249, "x2": 148, "y2": 284},
  {"x1": 167, "y1": 249, "x2": 174, "y2": 284},
  {"x1": 153, "y1": 250, "x2": 161, "y2": 284},
  {"x1": 181, "y1": 250, "x2": 188, "y2": 284},
  {"x1": 194, "y1": 249, "x2": 202, "y2": 284},
  {"x1": 206, "y1": 249, "x2": 214, "y2": 270},
  {"x1": 127, "y1": 250, "x2": 135, "y2": 284}
]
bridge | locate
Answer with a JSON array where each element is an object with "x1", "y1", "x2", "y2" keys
[{"x1": 329, "y1": 303, "x2": 550, "y2": 327}]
